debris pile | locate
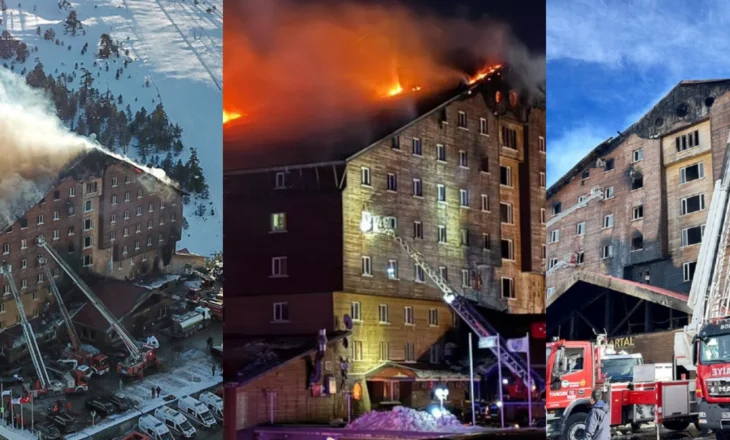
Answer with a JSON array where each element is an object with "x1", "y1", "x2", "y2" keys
[{"x1": 346, "y1": 406, "x2": 475, "y2": 432}]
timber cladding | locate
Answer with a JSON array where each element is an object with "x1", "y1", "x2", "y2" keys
[
  {"x1": 342, "y1": 92, "x2": 545, "y2": 314},
  {"x1": 233, "y1": 342, "x2": 349, "y2": 432},
  {"x1": 334, "y1": 291, "x2": 455, "y2": 375},
  {"x1": 547, "y1": 83, "x2": 730, "y2": 295}
]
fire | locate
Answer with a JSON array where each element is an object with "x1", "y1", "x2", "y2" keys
[
  {"x1": 223, "y1": 110, "x2": 242, "y2": 124},
  {"x1": 386, "y1": 82, "x2": 403, "y2": 97},
  {"x1": 468, "y1": 64, "x2": 503, "y2": 85}
]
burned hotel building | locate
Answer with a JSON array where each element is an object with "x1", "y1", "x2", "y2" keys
[
  {"x1": 224, "y1": 66, "x2": 546, "y2": 436},
  {"x1": 0, "y1": 149, "x2": 184, "y2": 333},
  {"x1": 546, "y1": 80, "x2": 730, "y2": 362}
]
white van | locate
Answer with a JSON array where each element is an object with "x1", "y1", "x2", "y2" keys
[
  {"x1": 154, "y1": 406, "x2": 197, "y2": 439},
  {"x1": 178, "y1": 396, "x2": 216, "y2": 428},
  {"x1": 198, "y1": 391, "x2": 223, "y2": 422},
  {"x1": 138, "y1": 415, "x2": 174, "y2": 440}
]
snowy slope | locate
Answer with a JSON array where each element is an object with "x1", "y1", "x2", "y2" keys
[{"x1": 0, "y1": 0, "x2": 222, "y2": 257}]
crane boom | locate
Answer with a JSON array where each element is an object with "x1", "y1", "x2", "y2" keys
[
  {"x1": 360, "y1": 213, "x2": 544, "y2": 391},
  {"x1": 0, "y1": 264, "x2": 53, "y2": 389},
  {"x1": 37, "y1": 237, "x2": 142, "y2": 361},
  {"x1": 40, "y1": 256, "x2": 82, "y2": 352}
]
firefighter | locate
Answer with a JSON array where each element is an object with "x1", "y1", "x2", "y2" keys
[
  {"x1": 66, "y1": 401, "x2": 72, "y2": 412},
  {"x1": 156, "y1": 386, "x2": 161, "y2": 398},
  {"x1": 151, "y1": 386, "x2": 156, "y2": 398}
]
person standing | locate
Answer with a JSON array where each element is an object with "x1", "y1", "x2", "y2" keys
[
  {"x1": 584, "y1": 389, "x2": 611, "y2": 440},
  {"x1": 156, "y1": 386, "x2": 161, "y2": 398},
  {"x1": 212, "y1": 364, "x2": 216, "y2": 377}
]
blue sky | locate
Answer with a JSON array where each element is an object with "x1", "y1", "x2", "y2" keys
[{"x1": 546, "y1": 0, "x2": 730, "y2": 186}]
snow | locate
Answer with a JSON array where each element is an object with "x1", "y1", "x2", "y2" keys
[
  {"x1": 65, "y1": 351, "x2": 221, "y2": 439},
  {"x1": 346, "y1": 406, "x2": 480, "y2": 433},
  {"x1": 0, "y1": 0, "x2": 223, "y2": 257},
  {"x1": 133, "y1": 274, "x2": 180, "y2": 290}
]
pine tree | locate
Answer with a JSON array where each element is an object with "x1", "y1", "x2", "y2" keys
[{"x1": 63, "y1": 10, "x2": 82, "y2": 36}]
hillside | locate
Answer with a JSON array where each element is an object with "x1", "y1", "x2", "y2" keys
[{"x1": 0, "y1": 0, "x2": 222, "y2": 257}]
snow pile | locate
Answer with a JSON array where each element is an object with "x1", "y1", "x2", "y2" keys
[{"x1": 346, "y1": 406, "x2": 474, "y2": 433}]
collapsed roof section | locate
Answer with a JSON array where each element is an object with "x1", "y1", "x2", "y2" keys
[{"x1": 547, "y1": 79, "x2": 730, "y2": 198}]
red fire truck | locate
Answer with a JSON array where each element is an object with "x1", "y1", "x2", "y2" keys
[{"x1": 547, "y1": 335, "x2": 694, "y2": 440}]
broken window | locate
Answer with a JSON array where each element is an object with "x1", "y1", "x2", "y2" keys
[
  {"x1": 632, "y1": 175, "x2": 644, "y2": 190},
  {"x1": 553, "y1": 202, "x2": 562, "y2": 216},
  {"x1": 481, "y1": 157, "x2": 489, "y2": 173},
  {"x1": 605, "y1": 158, "x2": 615, "y2": 171},
  {"x1": 500, "y1": 203, "x2": 513, "y2": 224},
  {"x1": 577, "y1": 252, "x2": 585, "y2": 265},
  {"x1": 501, "y1": 239, "x2": 514, "y2": 260},
  {"x1": 500, "y1": 166, "x2": 512, "y2": 186},
  {"x1": 632, "y1": 233, "x2": 644, "y2": 251},
  {"x1": 683, "y1": 261, "x2": 697, "y2": 282},
  {"x1": 501, "y1": 278, "x2": 515, "y2": 299},
  {"x1": 582, "y1": 170, "x2": 590, "y2": 180},
  {"x1": 681, "y1": 194, "x2": 705, "y2": 215},
  {"x1": 682, "y1": 225, "x2": 705, "y2": 247},
  {"x1": 601, "y1": 245, "x2": 613, "y2": 259},
  {"x1": 681, "y1": 163, "x2": 704, "y2": 184},
  {"x1": 633, "y1": 205, "x2": 644, "y2": 220}
]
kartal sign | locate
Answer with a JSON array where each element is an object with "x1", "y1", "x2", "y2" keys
[{"x1": 608, "y1": 337, "x2": 635, "y2": 348}]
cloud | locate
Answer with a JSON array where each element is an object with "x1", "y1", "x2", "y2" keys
[
  {"x1": 547, "y1": 124, "x2": 610, "y2": 187},
  {"x1": 547, "y1": 0, "x2": 730, "y2": 74}
]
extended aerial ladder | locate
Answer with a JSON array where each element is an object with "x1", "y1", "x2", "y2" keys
[
  {"x1": 40, "y1": 254, "x2": 110, "y2": 375},
  {"x1": 0, "y1": 263, "x2": 53, "y2": 390},
  {"x1": 545, "y1": 186, "x2": 604, "y2": 276},
  {"x1": 37, "y1": 237, "x2": 156, "y2": 377},
  {"x1": 359, "y1": 212, "x2": 544, "y2": 391},
  {"x1": 676, "y1": 137, "x2": 730, "y2": 371}
]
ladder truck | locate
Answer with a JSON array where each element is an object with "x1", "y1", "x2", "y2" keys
[
  {"x1": 37, "y1": 237, "x2": 160, "y2": 379},
  {"x1": 39, "y1": 255, "x2": 111, "y2": 376},
  {"x1": 0, "y1": 263, "x2": 88, "y2": 399},
  {"x1": 359, "y1": 212, "x2": 544, "y2": 393},
  {"x1": 545, "y1": 187, "x2": 604, "y2": 277},
  {"x1": 674, "y1": 135, "x2": 730, "y2": 439}
]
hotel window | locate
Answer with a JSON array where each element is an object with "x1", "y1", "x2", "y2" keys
[
  {"x1": 632, "y1": 149, "x2": 643, "y2": 162},
  {"x1": 351, "y1": 302, "x2": 362, "y2": 321},
  {"x1": 603, "y1": 214, "x2": 614, "y2": 229},
  {"x1": 437, "y1": 184, "x2": 446, "y2": 202},
  {"x1": 378, "y1": 304, "x2": 389, "y2": 323},
  {"x1": 538, "y1": 136, "x2": 546, "y2": 152},
  {"x1": 53, "y1": 210, "x2": 60, "y2": 221},
  {"x1": 576, "y1": 222, "x2": 586, "y2": 236},
  {"x1": 550, "y1": 230, "x2": 560, "y2": 243},
  {"x1": 437, "y1": 225, "x2": 447, "y2": 243},
  {"x1": 681, "y1": 225, "x2": 705, "y2": 247},
  {"x1": 439, "y1": 266, "x2": 448, "y2": 282},
  {"x1": 436, "y1": 144, "x2": 446, "y2": 162},
  {"x1": 501, "y1": 278, "x2": 515, "y2": 299},
  {"x1": 675, "y1": 130, "x2": 700, "y2": 152},
  {"x1": 458, "y1": 111, "x2": 467, "y2": 128},
  {"x1": 481, "y1": 194, "x2": 490, "y2": 212},
  {"x1": 633, "y1": 205, "x2": 644, "y2": 220},
  {"x1": 500, "y1": 166, "x2": 512, "y2": 186},
  {"x1": 461, "y1": 269, "x2": 470, "y2": 288},
  {"x1": 112, "y1": 177, "x2": 118, "y2": 187},
  {"x1": 539, "y1": 172, "x2": 546, "y2": 188},
  {"x1": 271, "y1": 257, "x2": 288, "y2": 277},
  {"x1": 387, "y1": 173, "x2": 397, "y2": 191},
  {"x1": 502, "y1": 126, "x2": 517, "y2": 149},
  {"x1": 500, "y1": 203, "x2": 513, "y2": 224},
  {"x1": 405, "y1": 343, "x2": 415, "y2": 362},
  {"x1": 681, "y1": 194, "x2": 705, "y2": 215},
  {"x1": 605, "y1": 158, "x2": 615, "y2": 171},
  {"x1": 681, "y1": 163, "x2": 704, "y2": 184},
  {"x1": 413, "y1": 179, "x2": 423, "y2": 197},
  {"x1": 460, "y1": 189, "x2": 469, "y2": 207},
  {"x1": 387, "y1": 260, "x2": 398, "y2": 280},
  {"x1": 392, "y1": 136, "x2": 400, "y2": 150},
  {"x1": 502, "y1": 239, "x2": 514, "y2": 260},
  {"x1": 415, "y1": 265, "x2": 425, "y2": 283},
  {"x1": 85, "y1": 200, "x2": 93, "y2": 212},
  {"x1": 601, "y1": 245, "x2": 613, "y2": 259},
  {"x1": 404, "y1": 307, "x2": 414, "y2": 325},
  {"x1": 124, "y1": 192, "x2": 130, "y2": 202},
  {"x1": 379, "y1": 342, "x2": 390, "y2": 361},
  {"x1": 413, "y1": 221, "x2": 423, "y2": 239},
  {"x1": 480, "y1": 118, "x2": 488, "y2": 135},
  {"x1": 353, "y1": 341, "x2": 363, "y2": 361},
  {"x1": 412, "y1": 138, "x2": 423, "y2": 156},
  {"x1": 683, "y1": 261, "x2": 697, "y2": 282},
  {"x1": 482, "y1": 234, "x2": 491, "y2": 250},
  {"x1": 459, "y1": 150, "x2": 468, "y2": 168},
  {"x1": 273, "y1": 302, "x2": 289, "y2": 322},
  {"x1": 428, "y1": 308, "x2": 439, "y2": 326},
  {"x1": 361, "y1": 256, "x2": 372, "y2": 276},
  {"x1": 361, "y1": 167, "x2": 371, "y2": 186},
  {"x1": 604, "y1": 186, "x2": 615, "y2": 199},
  {"x1": 460, "y1": 229, "x2": 470, "y2": 246},
  {"x1": 270, "y1": 213, "x2": 287, "y2": 232},
  {"x1": 275, "y1": 172, "x2": 286, "y2": 189}
]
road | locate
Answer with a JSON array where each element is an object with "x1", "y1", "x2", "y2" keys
[{"x1": 613, "y1": 424, "x2": 711, "y2": 439}]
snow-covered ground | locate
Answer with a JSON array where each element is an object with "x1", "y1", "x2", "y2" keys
[
  {"x1": 0, "y1": 0, "x2": 222, "y2": 257},
  {"x1": 346, "y1": 406, "x2": 482, "y2": 433}
]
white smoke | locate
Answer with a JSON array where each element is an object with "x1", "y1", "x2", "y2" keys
[{"x1": 0, "y1": 69, "x2": 175, "y2": 229}]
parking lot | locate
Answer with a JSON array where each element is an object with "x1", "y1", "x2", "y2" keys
[{"x1": 0, "y1": 322, "x2": 223, "y2": 438}]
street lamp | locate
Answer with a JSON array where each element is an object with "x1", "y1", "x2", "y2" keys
[{"x1": 435, "y1": 387, "x2": 449, "y2": 419}]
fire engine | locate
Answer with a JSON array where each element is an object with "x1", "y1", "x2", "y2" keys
[{"x1": 37, "y1": 237, "x2": 160, "y2": 379}]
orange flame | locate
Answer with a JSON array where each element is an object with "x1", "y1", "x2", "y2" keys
[
  {"x1": 468, "y1": 64, "x2": 503, "y2": 85},
  {"x1": 223, "y1": 110, "x2": 243, "y2": 124}
]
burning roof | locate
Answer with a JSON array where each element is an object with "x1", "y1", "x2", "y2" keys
[
  {"x1": 225, "y1": 65, "x2": 543, "y2": 172},
  {"x1": 0, "y1": 147, "x2": 184, "y2": 232}
]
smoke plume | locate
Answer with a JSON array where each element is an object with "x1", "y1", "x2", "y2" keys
[
  {"x1": 224, "y1": 0, "x2": 545, "y2": 158},
  {"x1": 0, "y1": 69, "x2": 173, "y2": 229}
]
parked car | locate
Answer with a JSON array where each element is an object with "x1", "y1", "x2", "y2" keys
[
  {"x1": 0, "y1": 374, "x2": 23, "y2": 385},
  {"x1": 85, "y1": 397, "x2": 115, "y2": 417},
  {"x1": 102, "y1": 393, "x2": 133, "y2": 412},
  {"x1": 34, "y1": 421, "x2": 62, "y2": 439},
  {"x1": 48, "y1": 412, "x2": 79, "y2": 434}
]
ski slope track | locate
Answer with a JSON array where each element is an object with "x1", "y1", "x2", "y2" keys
[{"x1": 0, "y1": 0, "x2": 223, "y2": 258}]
